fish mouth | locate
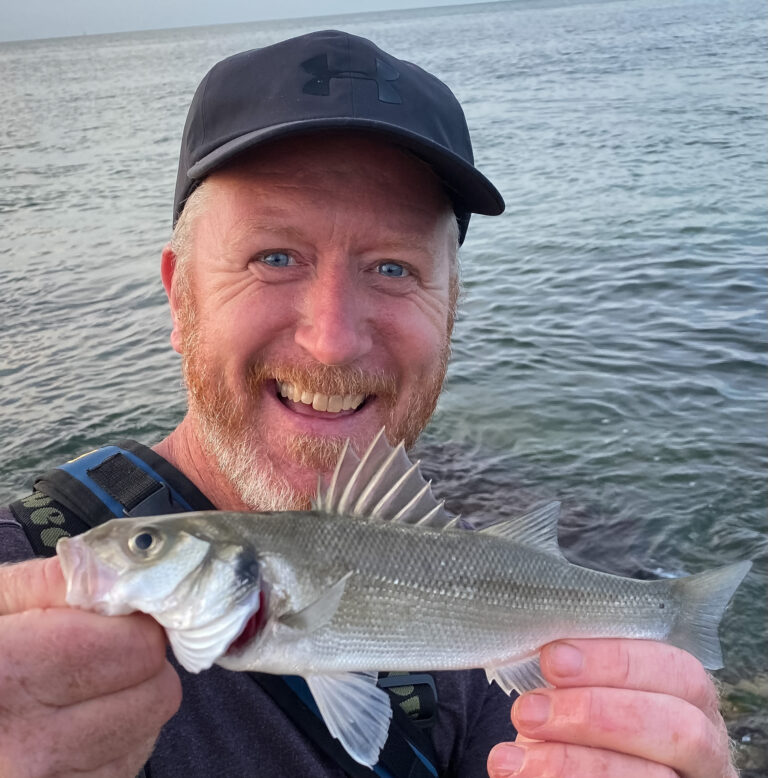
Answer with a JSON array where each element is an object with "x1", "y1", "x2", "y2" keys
[
  {"x1": 224, "y1": 588, "x2": 269, "y2": 656},
  {"x1": 274, "y1": 379, "x2": 369, "y2": 417},
  {"x1": 57, "y1": 536, "x2": 121, "y2": 613}
]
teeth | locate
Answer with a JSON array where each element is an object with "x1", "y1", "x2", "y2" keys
[{"x1": 277, "y1": 382, "x2": 365, "y2": 413}]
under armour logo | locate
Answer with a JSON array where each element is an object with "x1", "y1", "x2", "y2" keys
[{"x1": 301, "y1": 54, "x2": 401, "y2": 104}]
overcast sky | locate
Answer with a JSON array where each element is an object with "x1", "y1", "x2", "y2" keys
[{"x1": 0, "y1": 0, "x2": 485, "y2": 42}]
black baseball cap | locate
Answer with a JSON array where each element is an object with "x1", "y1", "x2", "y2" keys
[{"x1": 173, "y1": 30, "x2": 505, "y2": 243}]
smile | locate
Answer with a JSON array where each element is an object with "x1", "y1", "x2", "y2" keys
[{"x1": 277, "y1": 381, "x2": 366, "y2": 413}]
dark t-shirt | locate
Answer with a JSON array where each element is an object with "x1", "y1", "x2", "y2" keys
[{"x1": 0, "y1": 448, "x2": 516, "y2": 777}]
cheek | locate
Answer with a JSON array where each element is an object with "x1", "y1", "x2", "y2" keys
[
  {"x1": 380, "y1": 302, "x2": 450, "y2": 378},
  {"x1": 195, "y1": 288, "x2": 299, "y2": 361}
]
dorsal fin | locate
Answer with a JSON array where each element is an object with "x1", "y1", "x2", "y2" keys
[
  {"x1": 478, "y1": 501, "x2": 564, "y2": 557},
  {"x1": 315, "y1": 428, "x2": 457, "y2": 528}
]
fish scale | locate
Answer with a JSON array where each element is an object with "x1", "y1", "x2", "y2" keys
[
  {"x1": 57, "y1": 429, "x2": 752, "y2": 768},
  {"x1": 169, "y1": 510, "x2": 690, "y2": 673}
]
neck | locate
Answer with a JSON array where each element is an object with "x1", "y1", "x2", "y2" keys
[{"x1": 153, "y1": 416, "x2": 252, "y2": 511}]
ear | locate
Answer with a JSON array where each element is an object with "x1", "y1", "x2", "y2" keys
[{"x1": 161, "y1": 243, "x2": 183, "y2": 354}]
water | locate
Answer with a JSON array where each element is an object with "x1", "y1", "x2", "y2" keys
[{"x1": 1, "y1": 0, "x2": 766, "y2": 769}]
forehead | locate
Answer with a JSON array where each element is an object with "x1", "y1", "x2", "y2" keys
[{"x1": 198, "y1": 133, "x2": 455, "y2": 238}]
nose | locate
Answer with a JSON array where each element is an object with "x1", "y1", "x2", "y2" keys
[{"x1": 294, "y1": 269, "x2": 373, "y2": 366}]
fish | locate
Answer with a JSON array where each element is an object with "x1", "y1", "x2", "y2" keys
[{"x1": 56, "y1": 429, "x2": 751, "y2": 767}]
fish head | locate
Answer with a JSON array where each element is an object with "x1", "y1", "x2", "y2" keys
[{"x1": 57, "y1": 516, "x2": 266, "y2": 672}]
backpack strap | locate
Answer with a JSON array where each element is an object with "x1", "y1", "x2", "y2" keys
[
  {"x1": 10, "y1": 441, "x2": 212, "y2": 556},
  {"x1": 254, "y1": 674, "x2": 439, "y2": 778}
]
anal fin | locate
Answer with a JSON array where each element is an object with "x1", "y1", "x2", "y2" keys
[
  {"x1": 485, "y1": 653, "x2": 551, "y2": 696},
  {"x1": 306, "y1": 671, "x2": 393, "y2": 767}
]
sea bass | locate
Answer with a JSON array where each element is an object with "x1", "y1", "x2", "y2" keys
[{"x1": 56, "y1": 429, "x2": 751, "y2": 767}]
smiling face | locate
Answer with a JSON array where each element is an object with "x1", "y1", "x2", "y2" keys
[{"x1": 165, "y1": 133, "x2": 458, "y2": 510}]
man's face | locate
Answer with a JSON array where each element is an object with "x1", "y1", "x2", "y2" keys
[{"x1": 170, "y1": 134, "x2": 457, "y2": 509}]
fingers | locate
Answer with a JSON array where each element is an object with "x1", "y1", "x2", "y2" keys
[
  {"x1": 488, "y1": 740, "x2": 678, "y2": 778},
  {"x1": 43, "y1": 661, "x2": 181, "y2": 774},
  {"x1": 5, "y1": 661, "x2": 180, "y2": 777},
  {"x1": 67, "y1": 739, "x2": 160, "y2": 778},
  {"x1": 540, "y1": 639, "x2": 721, "y2": 721},
  {"x1": 0, "y1": 605, "x2": 180, "y2": 778},
  {"x1": 488, "y1": 640, "x2": 736, "y2": 778},
  {"x1": 509, "y1": 686, "x2": 733, "y2": 778},
  {"x1": 0, "y1": 557, "x2": 68, "y2": 614},
  {"x1": 2, "y1": 608, "x2": 168, "y2": 706}
]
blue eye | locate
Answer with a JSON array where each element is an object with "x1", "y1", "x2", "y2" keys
[
  {"x1": 377, "y1": 262, "x2": 409, "y2": 278},
  {"x1": 259, "y1": 252, "x2": 295, "y2": 267}
]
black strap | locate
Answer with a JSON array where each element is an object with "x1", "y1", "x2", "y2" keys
[
  {"x1": 253, "y1": 674, "x2": 439, "y2": 778},
  {"x1": 10, "y1": 488, "x2": 93, "y2": 556},
  {"x1": 88, "y1": 453, "x2": 166, "y2": 511},
  {"x1": 10, "y1": 442, "x2": 215, "y2": 551}
]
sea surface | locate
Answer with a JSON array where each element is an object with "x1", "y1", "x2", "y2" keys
[{"x1": 1, "y1": 0, "x2": 766, "y2": 770}]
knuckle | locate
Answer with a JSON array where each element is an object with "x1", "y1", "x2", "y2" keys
[
  {"x1": 670, "y1": 707, "x2": 720, "y2": 767},
  {"x1": 613, "y1": 640, "x2": 633, "y2": 687},
  {"x1": 675, "y1": 649, "x2": 708, "y2": 701},
  {"x1": 155, "y1": 662, "x2": 183, "y2": 720},
  {"x1": 560, "y1": 743, "x2": 591, "y2": 777},
  {"x1": 578, "y1": 686, "x2": 602, "y2": 729},
  {"x1": 698, "y1": 672, "x2": 722, "y2": 718},
  {"x1": 545, "y1": 743, "x2": 568, "y2": 777},
  {"x1": 128, "y1": 615, "x2": 168, "y2": 674}
]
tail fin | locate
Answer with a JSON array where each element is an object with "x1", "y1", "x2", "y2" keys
[{"x1": 667, "y1": 560, "x2": 751, "y2": 669}]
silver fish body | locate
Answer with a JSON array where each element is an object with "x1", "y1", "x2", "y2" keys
[
  {"x1": 201, "y1": 511, "x2": 696, "y2": 674},
  {"x1": 56, "y1": 430, "x2": 751, "y2": 766}
]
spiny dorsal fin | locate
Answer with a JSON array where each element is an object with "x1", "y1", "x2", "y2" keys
[
  {"x1": 316, "y1": 428, "x2": 457, "y2": 528},
  {"x1": 479, "y1": 501, "x2": 564, "y2": 558}
]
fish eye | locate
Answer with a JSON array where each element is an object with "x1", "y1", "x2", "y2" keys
[{"x1": 127, "y1": 527, "x2": 164, "y2": 558}]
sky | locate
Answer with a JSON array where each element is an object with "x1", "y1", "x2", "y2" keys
[{"x1": 0, "y1": 0, "x2": 486, "y2": 43}]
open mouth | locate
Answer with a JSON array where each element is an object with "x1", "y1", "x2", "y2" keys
[{"x1": 276, "y1": 380, "x2": 367, "y2": 415}]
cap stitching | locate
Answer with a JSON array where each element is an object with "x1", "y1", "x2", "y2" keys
[
  {"x1": 345, "y1": 34, "x2": 356, "y2": 117},
  {"x1": 198, "y1": 70, "x2": 212, "y2": 158}
]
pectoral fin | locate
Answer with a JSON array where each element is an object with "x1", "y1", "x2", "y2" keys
[
  {"x1": 279, "y1": 572, "x2": 352, "y2": 632},
  {"x1": 485, "y1": 653, "x2": 551, "y2": 695},
  {"x1": 306, "y1": 671, "x2": 393, "y2": 767}
]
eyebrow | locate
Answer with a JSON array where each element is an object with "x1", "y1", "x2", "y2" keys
[
  {"x1": 218, "y1": 218, "x2": 310, "y2": 258},
  {"x1": 222, "y1": 215, "x2": 433, "y2": 258},
  {"x1": 231, "y1": 217, "x2": 308, "y2": 241}
]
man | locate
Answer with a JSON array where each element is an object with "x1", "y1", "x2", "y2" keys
[{"x1": 0, "y1": 30, "x2": 736, "y2": 778}]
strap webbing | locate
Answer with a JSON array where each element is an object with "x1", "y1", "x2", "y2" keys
[
  {"x1": 88, "y1": 453, "x2": 166, "y2": 511},
  {"x1": 9, "y1": 489, "x2": 93, "y2": 556}
]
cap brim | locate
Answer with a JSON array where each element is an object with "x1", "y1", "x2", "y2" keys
[{"x1": 185, "y1": 118, "x2": 505, "y2": 217}]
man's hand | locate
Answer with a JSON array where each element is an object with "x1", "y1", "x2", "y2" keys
[
  {"x1": 487, "y1": 638, "x2": 736, "y2": 778},
  {"x1": 0, "y1": 557, "x2": 182, "y2": 778}
]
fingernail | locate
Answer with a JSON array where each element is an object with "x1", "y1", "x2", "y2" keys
[
  {"x1": 492, "y1": 744, "x2": 526, "y2": 776},
  {"x1": 516, "y1": 693, "x2": 550, "y2": 726},
  {"x1": 549, "y1": 642, "x2": 583, "y2": 676}
]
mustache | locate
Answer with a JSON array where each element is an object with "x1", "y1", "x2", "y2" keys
[{"x1": 246, "y1": 362, "x2": 397, "y2": 399}]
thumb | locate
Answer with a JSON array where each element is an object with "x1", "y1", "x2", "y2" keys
[{"x1": 0, "y1": 556, "x2": 68, "y2": 614}]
